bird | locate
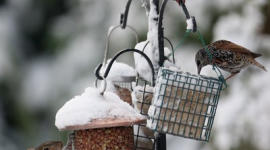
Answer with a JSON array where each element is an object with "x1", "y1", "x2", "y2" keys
[
  {"x1": 28, "y1": 141, "x2": 63, "y2": 150},
  {"x1": 195, "y1": 40, "x2": 267, "y2": 80},
  {"x1": 62, "y1": 133, "x2": 75, "y2": 150}
]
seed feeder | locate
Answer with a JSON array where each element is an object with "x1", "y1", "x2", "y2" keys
[
  {"x1": 93, "y1": 1, "x2": 161, "y2": 147},
  {"x1": 95, "y1": 47, "x2": 157, "y2": 150},
  {"x1": 55, "y1": 81, "x2": 146, "y2": 150}
]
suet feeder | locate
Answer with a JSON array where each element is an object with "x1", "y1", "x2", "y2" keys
[
  {"x1": 55, "y1": 86, "x2": 146, "y2": 150},
  {"x1": 147, "y1": 67, "x2": 223, "y2": 141}
]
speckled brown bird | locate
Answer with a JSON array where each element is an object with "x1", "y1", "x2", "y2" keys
[
  {"x1": 28, "y1": 141, "x2": 63, "y2": 150},
  {"x1": 195, "y1": 40, "x2": 267, "y2": 80}
]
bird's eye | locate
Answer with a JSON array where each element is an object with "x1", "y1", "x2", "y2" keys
[
  {"x1": 196, "y1": 60, "x2": 201, "y2": 66},
  {"x1": 43, "y1": 148, "x2": 49, "y2": 150}
]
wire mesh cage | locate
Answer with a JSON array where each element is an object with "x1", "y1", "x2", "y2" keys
[
  {"x1": 113, "y1": 77, "x2": 135, "y2": 90},
  {"x1": 147, "y1": 67, "x2": 223, "y2": 141},
  {"x1": 133, "y1": 78, "x2": 156, "y2": 150},
  {"x1": 114, "y1": 76, "x2": 136, "y2": 106}
]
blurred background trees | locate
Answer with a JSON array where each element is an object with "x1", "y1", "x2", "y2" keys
[{"x1": 0, "y1": 0, "x2": 269, "y2": 149}]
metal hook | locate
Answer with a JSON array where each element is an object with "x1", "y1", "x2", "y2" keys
[
  {"x1": 120, "y1": 0, "x2": 132, "y2": 29},
  {"x1": 142, "y1": 37, "x2": 175, "y2": 64},
  {"x1": 95, "y1": 78, "x2": 107, "y2": 95},
  {"x1": 95, "y1": 63, "x2": 104, "y2": 80},
  {"x1": 179, "y1": 0, "x2": 190, "y2": 19},
  {"x1": 190, "y1": 16, "x2": 197, "y2": 32},
  {"x1": 103, "y1": 25, "x2": 139, "y2": 67},
  {"x1": 178, "y1": 0, "x2": 197, "y2": 32},
  {"x1": 95, "y1": 48, "x2": 156, "y2": 86}
]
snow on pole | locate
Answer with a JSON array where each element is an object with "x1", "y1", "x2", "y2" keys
[
  {"x1": 141, "y1": 0, "x2": 150, "y2": 17},
  {"x1": 148, "y1": 0, "x2": 160, "y2": 74}
]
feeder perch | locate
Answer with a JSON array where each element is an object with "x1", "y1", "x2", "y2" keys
[
  {"x1": 147, "y1": 67, "x2": 223, "y2": 141},
  {"x1": 55, "y1": 87, "x2": 146, "y2": 150}
]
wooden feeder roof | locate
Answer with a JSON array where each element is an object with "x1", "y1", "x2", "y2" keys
[{"x1": 59, "y1": 117, "x2": 146, "y2": 131}]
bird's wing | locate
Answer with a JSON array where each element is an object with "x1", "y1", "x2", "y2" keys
[{"x1": 212, "y1": 40, "x2": 262, "y2": 58}]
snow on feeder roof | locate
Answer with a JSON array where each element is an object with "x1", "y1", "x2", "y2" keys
[{"x1": 55, "y1": 87, "x2": 146, "y2": 131}]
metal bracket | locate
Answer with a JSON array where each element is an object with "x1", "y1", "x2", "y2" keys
[
  {"x1": 179, "y1": 0, "x2": 197, "y2": 32},
  {"x1": 95, "y1": 48, "x2": 155, "y2": 86},
  {"x1": 120, "y1": 0, "x2": 132, "y2": 29}
]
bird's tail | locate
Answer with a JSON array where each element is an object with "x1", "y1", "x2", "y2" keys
[{"x1": 252, "y1": 59, "x2": 267, "y2": 72}]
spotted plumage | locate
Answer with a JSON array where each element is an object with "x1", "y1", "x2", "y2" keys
[{"x1": 195, "y1": 40, "x2": 267, "y2": 80}]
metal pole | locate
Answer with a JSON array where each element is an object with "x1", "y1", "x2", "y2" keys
[{"x1": 153, "y1": 0, "x2": 166, "y2": 149}]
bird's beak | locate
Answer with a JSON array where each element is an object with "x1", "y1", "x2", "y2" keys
[{"x1": 197, "y1": 66, "x2": 201, "y2": 75}]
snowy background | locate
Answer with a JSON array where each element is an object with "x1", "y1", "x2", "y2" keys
[{"x1": 0, "y1": 0, "x2": 269, "y2": 149}]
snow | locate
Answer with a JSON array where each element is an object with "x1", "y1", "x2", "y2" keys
[
  {"x1": 131, "y1": 82, "x2": 154, "y2": 113},
  {"x1": 134, "y1": 41, "x2": 154, "y2": 83},
  {"x1": 141, "y1": 0, "x2": 150, "y2": 17},
  {"x1": 98, "y1": 58, "x2": 135, "y2": 92},
  {"x1": 55, "y1": 87, "x2": 145, "y2": 129},
  {"x1": 100, "y1": 58, "x2": 136, "y2": 82},
  {"x1": 186, "y1": 18, "x2": 194, "y2": 30},
  {"x1": 134, "y1": 41, "x2": 181, "y2": 83},
  {"x1": 134, "y1": 0, "x2": 183, "y2": 83},
  {"x1": 147, "y1": 0, "x2": 160, "y2": 72}
]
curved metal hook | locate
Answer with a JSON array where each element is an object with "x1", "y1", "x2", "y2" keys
[
  {"x1": 120, "y1": 0, "x2": 132, "y2": 29},
  {"x1": 95, "y1": 63, "x2": 103, "y2": 80},
  {"x1": 179, "y1": 0, "x2": 190, "y2": 19},
  {"x1": 95, "y1": 78, "x2": 107, "y2": 95},
  {"x1": 142, "y1": 41, "x2": 150, "y2": 53},
  {"x1": 163, "y1": 37, "x2": 175, "y2": 64},
  {"x1": 190, "y1": 16, "x2": 197, "y2": 32},
  {"x1": 178, "y1": 0, "x2": 197, "y2": 32},
  {"x1": 157, "y1": 0, "x2": 168, "y2": 66},
  {"x1": 95, "y1": 48, "x2": 155, "y2": 86},
  {"x1": 103, "y1": 25, "x2": 139, "y2": 66},
  {"x1": 142, "y1": 37, "x2": 175, "y2": 64}
]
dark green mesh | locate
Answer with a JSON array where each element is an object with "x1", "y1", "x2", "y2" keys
[{"x1": 147, "y1": 68, "x2": 223, "y2": 141}]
